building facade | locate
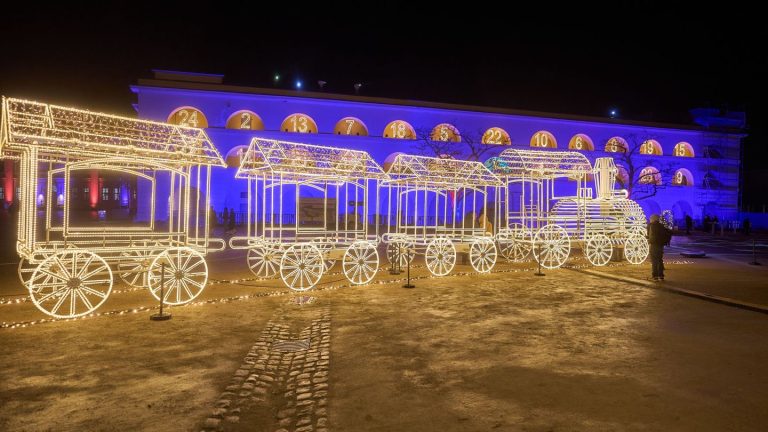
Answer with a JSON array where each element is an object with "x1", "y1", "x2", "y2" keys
[{"x1": 129, "y1": 71, "x2": 744, "y2": 225}]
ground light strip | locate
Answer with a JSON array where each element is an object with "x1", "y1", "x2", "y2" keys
[
  {"x1": 1, "y1": 265, "x2": 551, "y2": 330},
  {"x1": 0, "y1": 259, "x2": 695, "y2": 306}
]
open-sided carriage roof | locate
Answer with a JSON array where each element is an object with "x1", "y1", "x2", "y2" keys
[
  {"x1": 486, "y1": 148, "x2": 592, "y2": 179},
  {"x1": 384, "y1": 153, "x2": 501, "y2": 187},
  {"x1": 236, "y1": 138, "x2": 388, "y2": 181},
  {"x1": 0, "y1": 97, "x2": 225, "y2": 166}
]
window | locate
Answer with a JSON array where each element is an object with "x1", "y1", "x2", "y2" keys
[
  {"x1": 383, "y1": 120, "x2": 416, "y2": 139},
  {"x1": 568, "y1": 134, "x2": 594, "y2": 151},
  {"x1": 333, "y1": 117, "x2": 369, "y2": 136},
  {"x1": 114, "y1": 188, "x2": 120, "y2": 201},
  {"x1": 673, "y1": 142, "x2": 695, "y2": 157},
  {"x1": 639, "y1": 139, "x2": 663, "y2": 155},
  {"x1": 429, "y1": 123, "x2": 461, "y2": 142},
  {"x1": 481, "y1": 127, "x2": 511, "y2": 145},
  {"x1": 226, "y1": 110, "x2": 264, "y2": 130},
  {"x1": 167, "y1": 106, "x2": 208, "y2": 128},
  {"x1": 280, "y1": 113, "x2": 318, "y2": 133},
  {"x1": 102, "y1": 187, "x2": 109, "y2": 201},
  {"x1": 530, "y1": 131, "x2": 557, "y2": 148},
  {"x1": 0, "y1": 187, "x2": 4, "y2": 200}
]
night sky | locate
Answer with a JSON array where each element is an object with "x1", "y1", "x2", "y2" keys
[{"x1": 2, "y1": 3, "x2": 765, "y2": 205}]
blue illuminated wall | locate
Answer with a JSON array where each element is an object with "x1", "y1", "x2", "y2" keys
[{"x1": 131, "y1": 73, "x2": 744, "y2": 225}]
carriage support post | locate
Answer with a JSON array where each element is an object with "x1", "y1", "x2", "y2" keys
[
  {"x1": 150, "y1": 263, "x2": 172, "y2": 321},
  {"x1": 403, "y1": 245, "x2": 415, "y2": 288},
  {"x1": 534, "y1": 242, "x2": 545, "y2": 277}
]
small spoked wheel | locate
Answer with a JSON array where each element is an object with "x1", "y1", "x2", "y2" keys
[
  {"x1": 497, "y1": 223, "x2": 532, "y2": 262},
  {"x1": 118, "y1": 244, "x2": 159, "y2": 288},
  {"x1": 470, "y1": 238, "x2": 497, "y2": 273},
  {"x1": 18, "y1": 258, "x2": 36, "y2": 289},
  {"x1": 342, "y1": 241, "x2": 380, "y2": 285},
  {"x1": 532, "y1": 224, "x2": 571, "y2": 269},
  {"x1": 148, "y1": 247, "x2": 209, "y2": 305},
  {"x1": 29, "y1": 250, "x2": 113, "y2": 318},
  {"x1": 624, "y1": 233, "x2": 649, "y2": 264},
  {"x1": 386, "y1": 240, "x2": 415, "y2": 267},
  {"x1": 280, "y1": 244, "x2": 324, "y2": 291},
  {"x1": 585, "y1": 234, "x2": 613, "y2": 267},
  {"x1": 247, "y1": 244, "x2": 280, "y2": 279},
  {"x1": 425, "y1": 238, "x2": 456, "y2": 276}
]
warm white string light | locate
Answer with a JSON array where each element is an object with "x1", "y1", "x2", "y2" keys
[
  {"x1": 487, "y1": 150, "x2": 650, "y2": 269},
  {"x1": 382, "y1": 154, "x2": 503, "y2": 276},
  {"x1": 0, "y1": 97, "x2": 226, "y2": 319},
  {"x1": 0, "y1": 259, "x2": 695, "y2": 330},
  {"x1": 231, "y1": 138, "x2": 388, "y2": 291}
]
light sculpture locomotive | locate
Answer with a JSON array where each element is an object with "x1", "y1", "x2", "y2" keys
[
  {"x1": 381, "y1": 154, "x2": 503, "y2": 276},
  {"x1": 229, "y1": 138, "x2": 388, "y2": 291},
  {"x1": 486, "y1": 149, "x2": 649, "y2": 268},
  {"x1": 1, "y1": 97, "x2": 226, "y2": 318}
]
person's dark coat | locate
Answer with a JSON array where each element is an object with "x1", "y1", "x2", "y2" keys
[{"x1": 648, "y1": 221, "x2": 672, "y2": 246}]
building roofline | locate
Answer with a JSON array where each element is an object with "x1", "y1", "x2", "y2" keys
[{"x1": 132, "y1": 78, "x2": 743, "y2": 134}]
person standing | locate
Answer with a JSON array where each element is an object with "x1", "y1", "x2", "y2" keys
[
  {"x1": 208, "y1": 205, "x2": 218, "y2": 236},
  {"x1": 227, "y1": 208, "x2": 236, "y2": 234},
  {"x1": 648, "y1": 214, "x2": 672, "y2": 281},
  {"x1": 685, "y1": 214, "x2": 693, "y2": 235}
]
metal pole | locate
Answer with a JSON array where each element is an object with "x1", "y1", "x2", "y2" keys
[
  {"x1": 151, "y1": 262, "x2": 172, "y2": 320},
  {"x1": 403, "y1": 246, "x2": 415, "y2": 288},
  {"x1": 749, "y1": 238, "x2": 761, "y2": 266},
  {"x1": 534, "y1": 241, "x2": 545, "y2": 276}
]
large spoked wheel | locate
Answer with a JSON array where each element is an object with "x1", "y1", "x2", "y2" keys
[
  {"x1": 280, "y1": 244, "x2": 324, "y2": 292},
  {"x1": 386, "y1": 240, "x2": 415, "y2": 267},
  {"x1": 532, "y1": 224, "x2": 571, "y2": 269},
  {"x1": 585, "y1": 234, "x2": 613, "y2": 267},
  {"x1": 118, "y1": 245, "x2": 159, "y2": 288},
  {"x1": 342, "y1": 241, "x2": 380, "y2": 285},
  {"x1": 148, "y1": 247, "x2": 209, "y2": 305},
  {"x1": 247, "y1": 244, "x2": 280, "y2": 279},
  {"x1": 29, "y1": 250, "x2": 113, "y2": 318},
  {"x1": 470, "y1": 238, "x2": 497, "y2": 273},
  {"x1": 18, "y1": 258, "x2": 36, "y2": 288},
  {"x1": 497, "y1": 223, "x2": 532, "y2": 262},
  {"x1": 624, "y1": 234, "x2": 650, "y2": 264},
  {"x1": 425, "y1": 238, "x2": 456, "y2": 276}
]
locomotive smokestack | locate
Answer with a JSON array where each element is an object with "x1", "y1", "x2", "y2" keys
[{"x1": 593, "y1": 157, "x2": 617, "y2": 199}]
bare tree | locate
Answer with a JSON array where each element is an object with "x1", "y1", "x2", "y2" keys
[
  {"x1": 612, "y1": 132, "x2": 676, "y2": 201},
  {"x1": 412, "y1": 125, "x2": 501, "y2": 162}
]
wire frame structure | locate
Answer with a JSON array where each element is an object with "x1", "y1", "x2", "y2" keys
[
  {"x1": 486, "y1": 149, "x2": 649, "y2": 268},
  {"x1": 1, "y1": 97, "x2": 226, "y2": 318},
  {"x1": 229, "y1": 138, "x2": 388, "y2": 291},
  {"x1": 381, "y1": 154, "x2": 502, "y2": 276}
]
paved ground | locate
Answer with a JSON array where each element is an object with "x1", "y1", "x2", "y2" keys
[{"x1": 1, "y1": 233, "x2": 767, "y2": 431}]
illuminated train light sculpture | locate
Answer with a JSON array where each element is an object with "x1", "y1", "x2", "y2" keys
[
  {"x1": 229, "y1": 138, "x2": 388, "y2": 291},
  {"x1": 0, "y1": 97, "x2": 226, "y2": 318},
  {"x1": 381, "y1": 154, "x2": 502, "y2": 275},
  {"x1": 486, "y1": 149, "x2": 649, "y2": 269}
]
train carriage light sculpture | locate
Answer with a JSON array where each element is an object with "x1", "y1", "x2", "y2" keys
[
  {"x1": 486, "y1": 149, "x2": 648, "y2": 268},
  {"x1": 381, "y1": 154, "x2": 502, "y2": 275},
  {"x1": 1, "y1": 97, "x2": 226, "y2": 318},
  {"x1": 229, "y1": 138, "x2": 388, "y2": 291}
]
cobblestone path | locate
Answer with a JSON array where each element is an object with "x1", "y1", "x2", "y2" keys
[{"x1": 200, "y1": 302, "x2": 331, "y2": 432}]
